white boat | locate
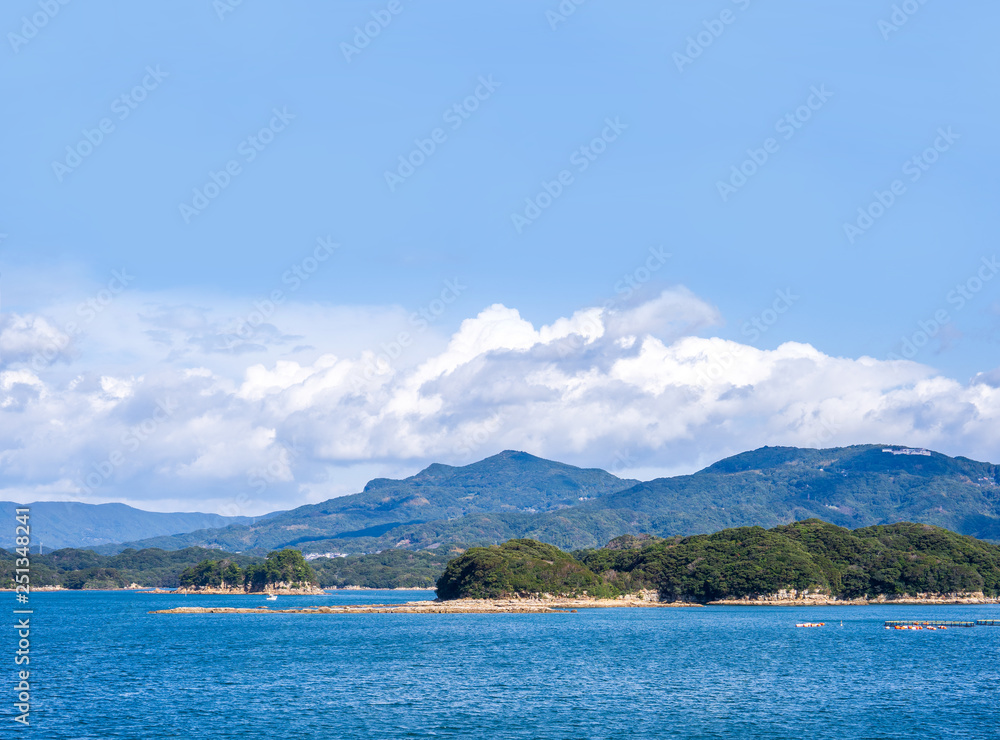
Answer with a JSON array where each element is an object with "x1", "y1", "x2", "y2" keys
[{"x1": 266, "y1": 594, "x2": 277, "y2": 601}]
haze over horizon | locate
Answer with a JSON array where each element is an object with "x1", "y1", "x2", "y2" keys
[{"x1": 1, "y1": 2, "x2": 998, "y2": 515}]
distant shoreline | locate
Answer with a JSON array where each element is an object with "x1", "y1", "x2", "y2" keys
[
  {"x1": 10, "y1": 588, "x2": 999, "y2": 605},
  {"x1": 707, "y1": 593, "x2": 1000, "y2": 606},
  {"x1": 0, "y1": 585, "x2": 439, "y2": 593}
]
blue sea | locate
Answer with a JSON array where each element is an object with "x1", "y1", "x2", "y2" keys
[{"x1": 16, "y1": 591, "x2": 1000, "y2": 739}]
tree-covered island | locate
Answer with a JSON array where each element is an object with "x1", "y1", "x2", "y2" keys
[
  {"x1": 178, "y1": 549, "x2": 320, "y2": 593},
  {"x1": 435, "y1": 520, "x2": 1000, "y2": 603}
]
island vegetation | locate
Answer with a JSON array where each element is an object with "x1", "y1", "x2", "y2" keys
[
  {"x1": 180, "y1": 549, "x2": 318, "y2": 592},
  {"x1": 0, "y1": 543, "x2": 445, "y2": 591},
  {"x1": 178, "y1": 558, "x2": 245, "y2": 590},
  {"x1": 309, "y1": 549, "x2": 453, "y2": 589},
  {"x1": 436, "y1": 539, "x2": 616, "y2": 599},
  {"x1": 0, "y1": 546, "x2": 262, "y2": 590},
  {"x1": 436, "y1": 520, "x2": 1000, "y2": 602}
]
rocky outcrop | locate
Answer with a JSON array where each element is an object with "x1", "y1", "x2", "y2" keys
[
  {"x1": 151, "y1": 596, "x2": 702, "y2": 615},
  {"x1": 615, "y1": 589, "x2": 661, "y2": 602},
  {"x1": 707, "y1": 589, "x2": 1000, "y2": 605},
  {"x1": 173, "y1": 584, "x2": 325, "y2": 595}
]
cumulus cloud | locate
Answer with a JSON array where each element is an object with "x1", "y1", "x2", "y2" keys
[
  {"x1": 1, "y1": 286, "x2": 999, "y2": 514},
  {"x1": 0, "y1": 313, "x2": 73, "y2": 366}
]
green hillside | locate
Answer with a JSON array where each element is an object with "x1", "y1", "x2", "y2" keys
[
  {"x1": 94, "y1": 450, "x2": 636, "y2": 554},
  {"x1": 309, "y1": 549, "x2": 454, "y2": 589},
  {"x1": 261, "y1": 445, "x2": 1000, "y2": 554},
  {"x1": 436, "y1": 539, "x2": 613, "y2": 600},
  {"x1": 436, "y1": 521, "x2": 1000, "y2": 602},
  {"x1": 0, "y1": 546, "x2": 443, "y2": 590},
  {"x1": 0, "y1": 546, "x2": 262, "y2": 589}
]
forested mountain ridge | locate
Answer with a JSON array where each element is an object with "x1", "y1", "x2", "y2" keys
[
  {"x1": 93, "y1": 445, "x2": 1000, "y2": 555},
  {"x1": 0, "y1": 501, "x2": 255, "y2": 550},
  {"x1": 94, "y1": 450, "x2": 637, "y2": 553}
]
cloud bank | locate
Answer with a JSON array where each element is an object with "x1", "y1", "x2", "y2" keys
[{"x1": 1, "y1": 283, "x2": 998, "y2": 515}]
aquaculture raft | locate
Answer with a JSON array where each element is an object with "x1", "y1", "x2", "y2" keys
[
  {"x1": 976, "y1": 620, "x2": 999, "y2": 627},
  {"x1": 884, "y1": 620, "x2": 976, "y2": 629}
]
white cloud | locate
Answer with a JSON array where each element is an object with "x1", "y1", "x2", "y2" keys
[
  {"x1": 1, "y1": 286, "x2": 999, "y2": 515},
  {"x1": 0, "y1": 313, "x2": 72, "y2": 366}
]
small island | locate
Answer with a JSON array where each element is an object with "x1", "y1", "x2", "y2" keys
[{"x1": 174, "y1": 549, "x2": 324, "y2": 595}]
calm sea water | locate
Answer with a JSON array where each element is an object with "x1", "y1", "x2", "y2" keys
[{"x1": 15, "y1": 591, "x2": 1000, "y2": 739}]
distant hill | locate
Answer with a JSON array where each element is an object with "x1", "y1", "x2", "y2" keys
[
  {"x1": 92, "y1": 445, "x2": 1000, "y2": 555},
  {"x1": 0, "y1": 546, "x2": 263, "y2": 589},
  {"x1": 0, "y1": 502, "x2": 254, "y2": 550},
  {"x1": 93, "y1": 451, "x2": 637, "y2": 554},
  {"x1": 0, "y1": 545, "x2": 452, "y2": 590},
  {"x1": 576, "y1": 444, "x2": 1000, "y2": 543},
  {"x1": 229, "y1": 444, "x2": 1000, "y2": 554}
]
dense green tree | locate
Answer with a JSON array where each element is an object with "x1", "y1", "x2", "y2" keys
[
  {"x1": 576, "y1": 519, "x2": 1000, "y2": 601},
  {"x1": 310, "y1": 549, "x2": 451, "y2": 589},
  {"x1": 178, "y1": 558, "x2": 244, "y2": 589},
  {"x1": 436, "y1": 539, "x2": 615, "y2": 599},
  {"x1": 243, "y1": 549, "x2": 317, "y2": 591}
]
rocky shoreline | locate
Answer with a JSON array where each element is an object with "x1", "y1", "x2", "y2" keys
[
  {"x1": 706, "y1": 589, "x2": 1000, "y2": 606},
  {"x1": 333, "y1": 586, "x2": 437, "y2": 591},
  {"x1": 150, "y1": 595, "x2": 703, "y2": 615},
  {"x1": 164, "y1": 585, "x2": 326, "y2": 596}
]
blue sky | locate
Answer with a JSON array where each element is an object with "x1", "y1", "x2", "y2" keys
[{"x1": 1, "y1": 1, "x2": 998, "y2": 513}]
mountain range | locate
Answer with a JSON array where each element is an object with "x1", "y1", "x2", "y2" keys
[
  {"x1": 0, "y1": 501, "x2": 257, "y2": 551},
  {"x1": 78, "y1": 444, "x2": 1000, "y2": 555}
]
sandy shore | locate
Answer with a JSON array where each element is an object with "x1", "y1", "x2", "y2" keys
[{"x1": 150, "y1": 596, "x2": 703, "y2": 615}]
